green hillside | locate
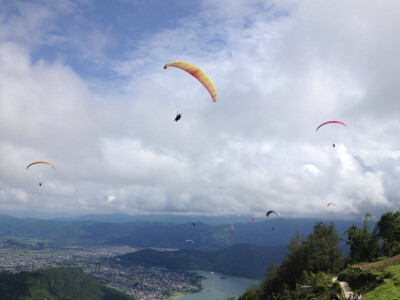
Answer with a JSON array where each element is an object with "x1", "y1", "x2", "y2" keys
[
  {"x1": 0, "y1": 267, "x2": 134, "y2": 300},
  {"x1": 117, "y1": 243, "x2": 286, "y2": 279},
  {"x1": 363, "y1": 262, "x2": 400, "y2": 299},
  {"x1": 237, "y1": 212, "x2": 400, "y2": 299},
  {"x1": 338, "y1": 259, "x2": 400, "y2": 300}
]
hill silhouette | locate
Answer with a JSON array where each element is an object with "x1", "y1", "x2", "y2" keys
[
  {"x1": 0, "y1": 267, "x2": 133, "y2": 300},
  {"x1": 117, "y1": 243, "x2": 286, "y2": 279}
]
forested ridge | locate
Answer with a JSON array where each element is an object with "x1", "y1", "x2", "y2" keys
[
  {"x1": 0, "y1": 267, "x2": 134, "y2": 300},
  {"x1": 117, "y1": 243, "x2": 287, "y2": 279},
  {"x1": 238, "y1": 212, "x2": 400, "y2": 299}
]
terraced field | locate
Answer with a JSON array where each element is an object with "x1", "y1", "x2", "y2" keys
[{"x1": 357, "y1": 254, "x2": 400, "y2": 270}]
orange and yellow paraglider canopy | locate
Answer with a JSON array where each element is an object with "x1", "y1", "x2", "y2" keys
[{"x1": 164, "y1": 61, "x2": 217, "y2": 102}]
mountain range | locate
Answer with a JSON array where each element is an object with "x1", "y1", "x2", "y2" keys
[{"x1": 0, "y1": 214, "x2": 363, "y2": 250}]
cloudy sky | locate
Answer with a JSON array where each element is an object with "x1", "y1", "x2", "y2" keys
[{"x1": 1, "y1": 0, "x2": 399, "y2": 219}]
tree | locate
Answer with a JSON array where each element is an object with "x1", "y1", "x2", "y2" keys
[
  {"x1": 376, "y1": 211, "x2": 400, "y2": 256},
  {"x1": 307, "y1": 222, "x2": 343, "y2": 274},
  {"x1": 255, "y1": 222, "x2": 343, "y2": 299},
  {"x1": 345, "y1": 213, "x2": 378, "y2": 263}
]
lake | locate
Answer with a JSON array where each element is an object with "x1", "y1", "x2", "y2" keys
[{"x1": 174, "y1": 271, "x2": 259, "y2": 300}]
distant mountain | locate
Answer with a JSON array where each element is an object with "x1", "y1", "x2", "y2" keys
[
  {"x1": 116, "y1": 243, "x2": 287, "y2": 279},
  {"x1": 0, "y1": 214, "x2": 364, "y2": 250},
  {"x1": 76, "y1": 213, "x2": 258, "y2": 224},
  {"x1": 0, "y1": 210, "x2": 82, "y2": 220},
  {"x1": 0, "y1": 267, "x2": 133, "y2": 300}
]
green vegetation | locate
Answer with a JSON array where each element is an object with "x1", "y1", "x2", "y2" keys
[
  {"x1": 345, "y1": 213, "x2": 378, "y2": 264},
  {"x1": 238, "y1": 211, "x2": 400, "y2": 299},
  {"x1": 237, "y1": 222, "x2": 344, "y2": 299},
  {"x1": 364, "y1": 262, "x2": 400, "y2": 300},
  {"x1": 338, "y1": 261, "x2": 400, "y2": 300},
  {"x1": 376, "y1": 211, "x2": 400, "y2": 257},
  {"x1": 117, "y1": 244, "x2": 286, "y2": 279},
  {"x1": 0, "y1": 238, "x2": 47, "y2": 250},
  {"x1": 0, "y1": 267, "x2": 134, "y2": 300}
]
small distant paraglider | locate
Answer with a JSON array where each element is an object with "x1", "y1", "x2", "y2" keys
[
  {"x1": 316, "y1": 120, "x2": 347, "y2": 147},
  {"x1": 266, "y1": 210, "x2": 280, "y2": 230},
  {"x1": 174, "y1": 111, "x2": 182, "y2": 122},
  {"x1": 192, "y1": 222, "x2": 196, "y2": 227},
  {"x1": 26, "y1": 161, "x2": 55, "y2": 186},
  {"x1": 327, "y1": 202, "x2": 336, "y2": 213},
  {"x1": 252, "y1": 217, "x2": 256, "y2": 222},
  {"x1": 224, "y1": 225, "x2": 236, "y2": 236},
  {"x1": 224, "y1": 225, "x2": 235, "y2": 232},
  {"x1": 224, "y1": 225, "x2": 235, "y2": 240},
  {"x1": 185, "y1": 239, "x2": 194, "y2": 244}
]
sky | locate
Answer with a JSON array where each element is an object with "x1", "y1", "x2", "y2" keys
[{"x1": 1, "y1": 0, "x2": 400, "y2": 219}]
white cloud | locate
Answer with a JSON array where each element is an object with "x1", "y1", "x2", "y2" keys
[
  {"x1": 302, "y1": 164, "x2": 320, "y2": 176},
  {"x1": 0, "y1": 1, "x2": 399, "y2": 218}
]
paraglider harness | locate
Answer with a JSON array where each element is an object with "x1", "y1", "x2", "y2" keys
[{"x1": 175, "y1": 111, "x2": 182, "y2": 122}]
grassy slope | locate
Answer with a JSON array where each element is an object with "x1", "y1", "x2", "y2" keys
[
  {"x1": 339, "y1": 256, "x2": 400, "y2": 300},
  {"x1": 363, "y1": 262, "x2": 400, "y2": 300}
]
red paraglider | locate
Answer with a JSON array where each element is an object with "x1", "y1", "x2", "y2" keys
[
  {"x1": 316, "y1": 121, "x2": 347, "y2": 147},
  {"x1": 316, "y1": 121, "x2": 347, "y2": 132}
]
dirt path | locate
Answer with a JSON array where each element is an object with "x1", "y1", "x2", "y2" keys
[
  {"x1": 332, "y1": 276, "x2": 353, "y2": 299},
  {"x1": 356, "y1": 253, "x2": 400, "y2": 270}
]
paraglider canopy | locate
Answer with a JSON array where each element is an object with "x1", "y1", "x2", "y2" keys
[
  {"x1": 185, "y1": 239, "x2": 194, "y2": 244},
  {"x1": 327, "y1": 203, "x2": 336, "y2": 207},
  {"x1": 316, "y1": 121, "x2": 347, "y2": 132},
  {"x1": 26, "y1": 161, "x2": 55, "y2": 170},
  {"x1": 266, "y1": 210, "x2": 280, "y2": 217},
  {"x1": 164, "y1": 61, "x2": 218, "y2": 102},
  {"x1": 224, "y1": 226, "x2": 235, "y2": 231}
]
